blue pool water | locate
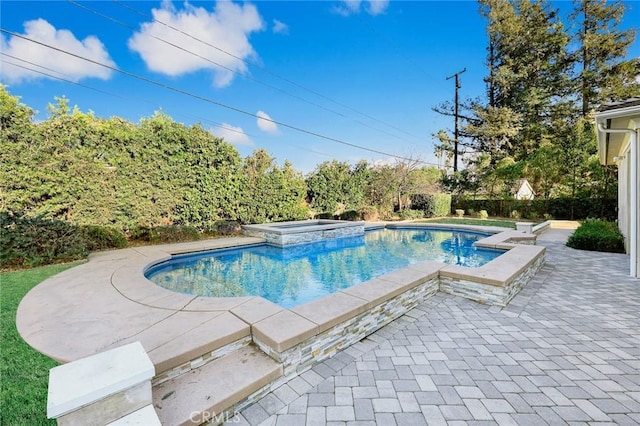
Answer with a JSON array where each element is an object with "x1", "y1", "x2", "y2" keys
[{"x1": 146, "y1": 228, "x2": 503, "y2": 308}]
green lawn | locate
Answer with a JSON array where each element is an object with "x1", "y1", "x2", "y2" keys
[
  {"x1": 418, "y1": 217, "x2": 518, "y2": 229},
  {"x1": 1, "y1": 262, "x2": 81, "y2": 426}
]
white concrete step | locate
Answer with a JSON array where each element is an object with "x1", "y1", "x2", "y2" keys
[
  {"x1": 152, "y1": 346, "x2": 282, "y2": 426},
  {"x1": 107, "y1": 405, "x2": 161, "y2": 425}
]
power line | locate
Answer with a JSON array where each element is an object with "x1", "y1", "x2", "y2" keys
[
  {"x1": 65, "y1": 1, "x2": 346, "y2": 122},
  {"x1": 110, "y1": 0, "x2": 425, "y2": 142},
  {"x1": 1, "y1": 54, "x2": 255, "y2": 140},
  {"x1": 67, "y1": 0, "x2": 416, "y2": 145},
  {"x1": 2, "y1": 53, "x2": 338, "y2": 162},
  {"x1": 0, "y1": 28, "x2": 439, "y2": 167}
]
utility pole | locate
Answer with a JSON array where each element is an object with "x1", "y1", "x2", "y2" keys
[{"x1": 446, "y1": 68, "x2": 466, "y2": 172}]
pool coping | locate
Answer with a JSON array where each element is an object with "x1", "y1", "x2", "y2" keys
[{"x1": 16, "y1": 223, "x2": 544, "y2": 380}]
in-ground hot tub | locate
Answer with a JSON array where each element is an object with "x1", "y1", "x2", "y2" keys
[{"x1": 241, "y1": 219, "x2": 365, "y2": 246}]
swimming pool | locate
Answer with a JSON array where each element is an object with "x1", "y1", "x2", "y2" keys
[{"x1": 146, "y1": 228, "x2": 504, "y2": 308}]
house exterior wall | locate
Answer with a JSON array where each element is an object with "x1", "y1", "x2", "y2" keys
[
  {"x1": 634, "y1": 137, "x2": 640, "y2": 278},
  {"x1": 595, "y1": 103, "x2": 640, "y2": 279},
  {"x1": 617, "y1": 131, "x2": 640, "y2": 278},
  {"x1": 618, "y1": 149, "x2": 630, "y2": 253}
]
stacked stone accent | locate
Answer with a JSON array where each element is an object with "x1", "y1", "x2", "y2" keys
[
  {"x1": 440, "y1": 253, "x2": 545, "y2": 307},
  {"x1": 253, "y1": 278, "x2": 439, "y2": 377},
  {"x1": 242, "y1": 220, "x2": 365, "y2": 246},
  {"x1": 151, "y1": 336, "x2": 252, "y2": 387}
]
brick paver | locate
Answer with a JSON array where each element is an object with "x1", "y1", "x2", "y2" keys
[{"x1": 232, "y1": 236, "x2": 640, "y2": 425}]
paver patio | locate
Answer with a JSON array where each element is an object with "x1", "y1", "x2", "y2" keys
[{"x1": 232, "y1": 229, "x2": 640, "y2": 425}]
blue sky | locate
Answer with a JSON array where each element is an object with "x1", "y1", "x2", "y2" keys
[{"x1": 1, "y1": 1, "x2": 639, "y2": 173}]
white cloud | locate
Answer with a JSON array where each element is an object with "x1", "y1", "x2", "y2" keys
[
  {"x1": 256, "y1": 110, "x2": 278, "y2": 134},
  {"x1": 367, "y1": 0, "x2": 390, "y2": 15},
  {"x1": 333, "y1": 0, "x2": 388, "y2": 16},
  {"x1": 333, "y1": 0, "x2": 361, "y2": 16},
  {"x1": 272, "y1": 19, "x2": 289, "y2": 35},
  {"x1": 128, "y1": 1, "x2": 263, "y2": 88},
  {"x1": 0, "y1": 19, "x2": 114, "y2": 83},
  {"x1": 215, "y1": 123, "x2": 253, "y2": 146}
]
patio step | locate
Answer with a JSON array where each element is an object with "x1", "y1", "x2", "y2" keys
[{"x1": 152, "y1": 345, "x2": 282, "y2": 426}]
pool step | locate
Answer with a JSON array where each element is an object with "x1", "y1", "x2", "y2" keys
[{"x1": 152, "y1": 345, "x2": 282, "y2": 426}]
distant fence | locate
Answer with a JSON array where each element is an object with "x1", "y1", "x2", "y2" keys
[{"x1": 451, "y1": 197, "x2": 617, "y2": 221}]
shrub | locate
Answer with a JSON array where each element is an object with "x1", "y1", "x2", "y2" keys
[
  {"x1": 452, "y1": 197, "x2": 617, "y2": 221},
  {"x1": 360, "y1": 206, "x2": 379, "y2": 221},
  {"x1": 215, "y1": 221, "x2": 241, "y2": 235},
  {"x1": 1, "y1": 212, "x2": 89, "y2": 268},
  {"x1": 526, "y1": 211, "x2": 539, "y2": 220},
  {"x1": 479, "y1": 210, "x2": 489, "y2": 219},
  {"x1": 411, "y1": 193, "x2": 452, "y2": 218},
  {"x1": 130, "y1": 225, "x2": 201, "y2": 244},
  {"x1": 79, "y1": 225, "x2": 128, "y2": 251},
  {"x1": 315, "y1": 212, "x2": 334, "y2": 220},
  {"x1": 338, "y1": 210, "x2": 361, "y2": 221},
  {"x1": 510, "y1": 210, "x2": 521, "y2": 220},
  {"x1": 398, "y1": 209, "x2": 424, "y2": 220},
  {"x1": 566, "y1": 220, "x2": 625, "y2": 253}
]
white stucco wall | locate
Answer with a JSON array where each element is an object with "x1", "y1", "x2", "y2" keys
[
  {"x1": 618, "y1": 137, "x2": 640, "y2": 278},
  {"x1": 618, "y1": 151, "x2": 630, "y2": 253}
]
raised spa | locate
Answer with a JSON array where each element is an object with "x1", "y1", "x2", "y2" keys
[
  {"x1": 145, "y1": 227, "x2": 504, "y2": 308},
  {"x1": 241, "y1": 219, "x2": 365, "y2": 246}
]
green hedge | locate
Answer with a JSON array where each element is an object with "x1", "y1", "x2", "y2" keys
[
  {"x1": 129, "y1": 225, "x2": 201, "y2": 244},
  {"x1": 452, "y1": 197, "x2": 617, "y2": 220},
  {"x1": 1, "y1": 213, "x2": 86, "y2": 268},
  {"x1": 80, "y1": 225, "x2": 128, "y2": 251},
  {"x1": 0, "y1": 212, "x2": 223, "y2": 269},
  {"x1": 566, "y1": 220, "x2": 625, "y2": 253},
  {"x1": 411, "y1": 193, "x2": 452, "y2": 218},
  {"x1": 338, "y1": 210, "x2": 361, "y2": 221},
  {"x1": 398, "y1": 209, "x2": 424, "y2": 220}
]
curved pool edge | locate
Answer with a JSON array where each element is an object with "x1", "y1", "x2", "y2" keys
[{"x1": 16, "y1": 225, "x2": 544, "y2": 377}]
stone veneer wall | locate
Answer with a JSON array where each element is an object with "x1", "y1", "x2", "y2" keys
[
  {"x1": 440, "y1": 253, "x2": 545, "y2": 307},
  {"x1": 253, "y1": 278, "x2": 440, "y2": 377},
  {"x1": 215, "y1": 277, "x2": 440, "y2": 423},
  {"x1": 244, "y1": 224, "x2": 365, "y2": 246}
]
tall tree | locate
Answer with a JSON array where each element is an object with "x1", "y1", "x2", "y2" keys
[
  {"x1": 480, "y1": 0, "x2": 574, "y2": 160},
  {"x1": 572, "y1": 0, "x2": 639, "y2": 116}
]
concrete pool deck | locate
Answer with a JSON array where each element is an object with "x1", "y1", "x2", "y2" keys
[{"x1": 17, "y1": 223, "x2": 548, "y2": 424}]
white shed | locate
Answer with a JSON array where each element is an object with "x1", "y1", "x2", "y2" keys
[{"x1": 513, "y1": 179, "x2": 535, "y2": 200}]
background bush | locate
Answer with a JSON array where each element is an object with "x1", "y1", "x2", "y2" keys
[
  {"x1": 79, "y1": 225, "x2": 128, "y2": 251},
  {"x1": 398, "y1": 209, "x2": 424, "y2": 220},
  {"x1": 338, "y1": 210, "x2": 361, "y2": 221},
  {"x1": 411, "y1": 193, "x2": 452, "y2": 218},
  {"x1": 0, "y1": 212, "x2": 129, "y2": 269},
  {"x1": 1, "y1": 213, "x2": 87, "y2": 268},
  {"x1": 129, "y1": 225, "x2": 201, "y2": 244},
  {"x1": 566, "y1": 220, "x2": 625, "y2": 253},
  {"x1": 452, "y1": 197, "x2": 617, "y2": 221}
]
